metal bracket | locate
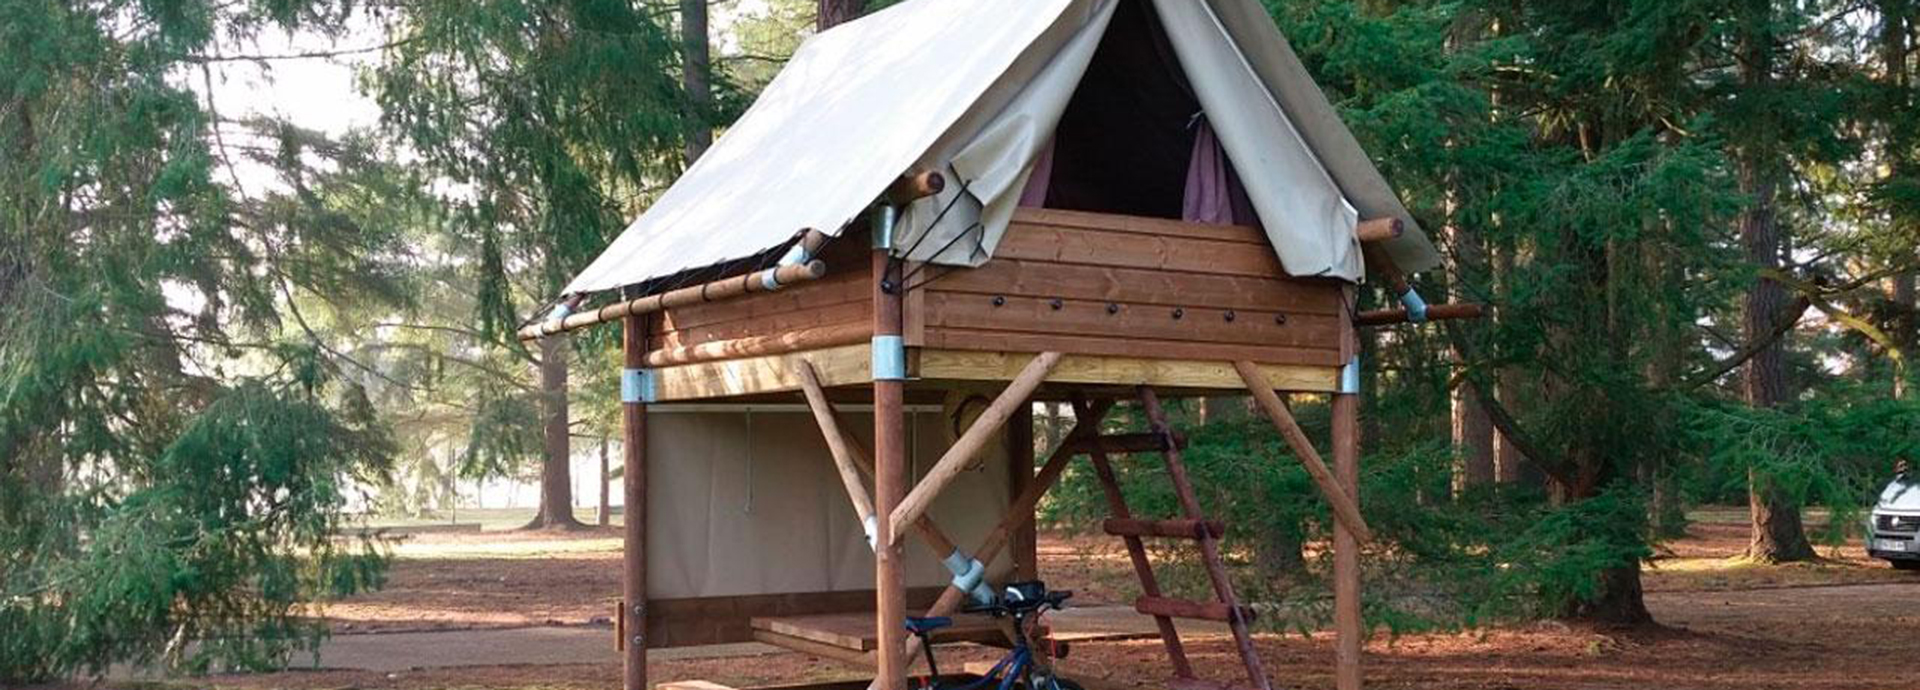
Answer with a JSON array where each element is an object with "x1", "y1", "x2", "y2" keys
[
  {"x1": 872, "y1": 204, "x2": 899, "y2": 251},
  {"x1": 622, "y1": 368, "x2": 656, "y2": 404},
  {"x1": 1339, "y1": 356, "x2": 1361, "y2": 396},
  {"x1": 871, "y1": 335, "x2": 907, "y2": 381},
  {"x1": 943, "y1": 549, "x2": 996, "y2": 606},
  {"x1": 1399, "y1": 288, "x2": 1430, "y2": 324},
  {"x1": 862, "y1": 515, "x2": 879, "y2": 551}
]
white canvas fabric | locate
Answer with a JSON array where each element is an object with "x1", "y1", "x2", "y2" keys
[
  {"x1": 564, "y1": 0, "x2": 1439, "y2": 296},
  {"x1": 893, "y1": 0, "x2": 1118, "y2": 266},
  {"x1": 564, "y1": 0, "x2": 1082, "y2": 295},
  {"x1": 644, "y1": 410, "x2": 1011, "y2": 599}
]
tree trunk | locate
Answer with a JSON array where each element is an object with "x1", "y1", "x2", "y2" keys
[
  {"x1": 1896, "y1": 273, "x2": 1914, "y2": 400},
  {"x1": 527, "y1": 335, "x2": 584, "y2": 530},
  {"x1": 1453, "y1": 381, "x2": 1495, "y2": 495},
  {"x1": 1886, "y1": 4, "x2": 1915, "y2": 400},
  {"x1": 818, "y1": 0, "x2": 862, "y2": 31},
  {"x1": 1492, "y1": 242, "x2": 1546, "y2": 491},
  {"x1": 1565, "y1": 563, "x2": 1653, "y2": 627},
  {"x1": 1737, "y1": 13, "x2": 1815, "y2": 563},
  {"x1": 681, "y1": 0, "x2": 712, "y2": 165},
  {"x1": 598, "y1": 436, "x2": 612, "y2": 527}
]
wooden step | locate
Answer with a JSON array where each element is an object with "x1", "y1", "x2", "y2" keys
[
  {"x1": 1063, "y1": 431, "x2": 1186, "y2": 455},
  {"x1": 1104, "y1": 518, "x2": 1225, "y2": 540},
  {"x1": 1134, "y1": 596, "x2": 1256, "y2": 623}
]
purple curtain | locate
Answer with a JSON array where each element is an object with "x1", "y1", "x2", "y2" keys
[
  {"x1": 1182, "y1": 119, "x2": 1259, "y2": 226},
  {"x1": 1018, "y1": 138, "x2": 1057, "y2": 208}
]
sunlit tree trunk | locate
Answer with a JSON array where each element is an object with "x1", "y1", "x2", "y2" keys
[
  {"x1": 598, "y1": 436, "x2": 611, "y2": 526},
  {"x1": 527, "y1": 335, "x2": 584, "y2": 530}
]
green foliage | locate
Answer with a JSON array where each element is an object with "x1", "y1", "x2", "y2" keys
[{"x1": 1, "y1": 0, "x2": 404, "y2": 682}]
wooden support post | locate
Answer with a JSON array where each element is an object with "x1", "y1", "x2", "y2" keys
[
  {"x1": 620, "y1": 315, "x2": 649, "y2": 690},
  {"x1": 1007, "y1": 402, "x2": 1038, "y2": 581},
  {"x1": 872, "y1": 245, "x2": 908, "y2": 690},
  {"x1": 1233, "y1": 361, "x2": 1373, "y2": 543},
  {"x1": 890, "y1": 352, "x2": 1062, "y2": 537},
  {"x1": 1334, "y1": 290, "x2": 1364, "y2": 690}
]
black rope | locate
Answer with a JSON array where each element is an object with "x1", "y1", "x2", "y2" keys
[{"x1": 900, "y1": 222, "x2": 987, "y2": 293}]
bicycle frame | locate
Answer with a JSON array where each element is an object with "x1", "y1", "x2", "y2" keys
[{"x1": 915, "y1": 605, "x2": 1059, "y2": 690}]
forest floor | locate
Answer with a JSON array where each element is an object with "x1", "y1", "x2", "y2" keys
[{"x1": 124, "y1": 509, "x2": 1920, "y2": 689}]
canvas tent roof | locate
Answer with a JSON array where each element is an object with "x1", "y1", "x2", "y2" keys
[{"x1": 562, "y1": 0, "x2": 1438, "y2": 298}]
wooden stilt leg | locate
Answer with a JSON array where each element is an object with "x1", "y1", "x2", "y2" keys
[
  {"x1": 1334, "y1": 388, "x2": 1361, "y2": 690},
  {"x1": 1007, "y1": 403, "x2": 1038, "y2": 582},
  {"x1": 620, "y1": 316, "x2": 649, "y2": 690},
  {"x1": 1335, "y1": 286, "x2": 1365, "y2": 690},
  {"x1": 872, "y1": 249, "x2": 908, "y2": 690}
]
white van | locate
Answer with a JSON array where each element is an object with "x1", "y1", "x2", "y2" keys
[{"x1": 1867, "y1": 473, "x2": 1920, "y2": 570}]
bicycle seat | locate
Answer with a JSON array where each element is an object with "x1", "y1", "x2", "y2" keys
[{"x1": 904, "y1": 616, "x2": 953, "y2": 635}]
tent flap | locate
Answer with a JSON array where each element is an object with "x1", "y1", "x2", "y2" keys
[
  {"x1": 1152, "y1": 0, "x2": 1362, "y2": 281},
  {"x1": 563, "y1": 0, "x2": 1080, "y2": 296}
]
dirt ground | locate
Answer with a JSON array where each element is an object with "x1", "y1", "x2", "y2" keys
[{"x1": 191, "y1": 512, "x2": 1920, "y2": 690}]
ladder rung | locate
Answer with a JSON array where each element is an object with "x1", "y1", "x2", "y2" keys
[
  {"x1": 1135, "y1": 596, "x2": 1256, "y2": 623},
  {"x1": 1104, "y1": 518, "x2": 1225, "y2": 540},
  {"x1": 1063, "y1": 432, "x2": 1186, "y2": 455}
]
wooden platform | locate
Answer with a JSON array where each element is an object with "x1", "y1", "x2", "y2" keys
[{"x1": 749, "y1": 612, "x2": 1029, "y2": 666}]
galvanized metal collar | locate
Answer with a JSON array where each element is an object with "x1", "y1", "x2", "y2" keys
[
  {"x1": 1339, "y1": 356, "x2": 1361, "y2": 396},
  {"x1": 871, "y1": 204, "x2": 899, "y2": 251},
  {"x1": 622, "y1": 368, "x2": 656, "y2": 404},
  {"x1": 871, "y1": 335, "x2": 907, "y2": 381}
]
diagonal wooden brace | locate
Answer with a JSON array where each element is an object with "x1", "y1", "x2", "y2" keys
[
  {"x1": 1234, "y1": 361, "x2": 1374, "y2": 543},
  {"x1": 795, "y1": 360, "x2": 960, "y2": 557},
  {"x1": 889, "y1": 352, "x2": 1063, "y2": 538},
  {"x1": 796, "y1": 360, "x2": 884, "y2": 547}
]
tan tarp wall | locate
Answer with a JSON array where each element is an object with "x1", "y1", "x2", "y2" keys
[{"x1": 645, "y1": 409, "x2": 1013, "y2": 599}]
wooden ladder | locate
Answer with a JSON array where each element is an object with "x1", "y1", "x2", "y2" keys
[{"x1": 1077, "y1": 388, "x2": 1272, "y2": 690}]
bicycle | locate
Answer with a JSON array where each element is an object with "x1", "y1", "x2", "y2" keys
[{"x1": 906, "y1": 581, "x2": 1082, "y2": 690}]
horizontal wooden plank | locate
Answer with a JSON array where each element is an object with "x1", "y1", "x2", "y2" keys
[
  {"x1": 653, "y1": 344, "x2": 870, "y2": 402},
  {"x1": 994, "y1": 221, "x2": 1288, "y2": 279},
  {"x1": 914, "y1": 349, "x2": 1340, "y2": 391},
  {"x1": 750, "y1": 611, "x2": 1016, "y2": 652},
  {"x1": 750, "y1": 629, "x2": 875, "y2": 666},
  {"x1": 1012, "y1": 207, "x2": 1269, "y2": 246},
  {"x1": 656, "y1": 299, "x2": 871, "y2": 351},
  {"x1": 922, "y1": 293, "x2": 1338, "y2": 350},
  {"x1": 1134, "y1": 595, "x2": 1254, "y2": 623},
  {"x1": 918, "y1": 258, "x2": 1342, "y2": 315}
]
